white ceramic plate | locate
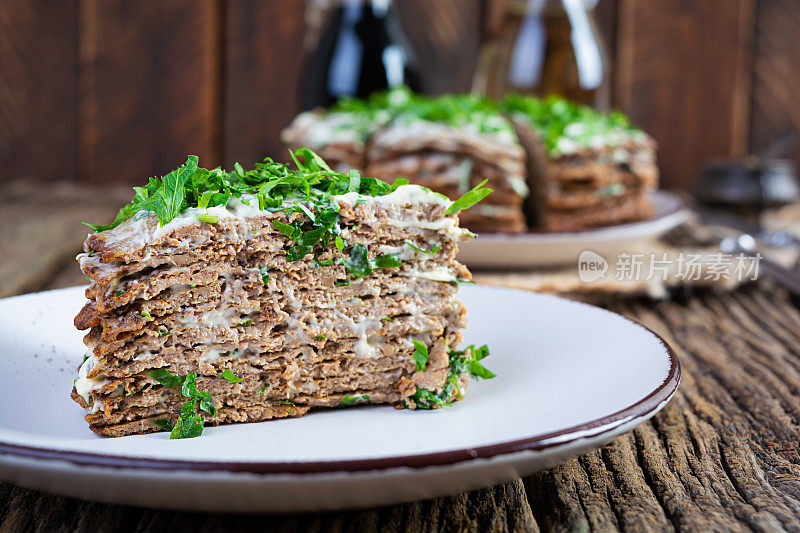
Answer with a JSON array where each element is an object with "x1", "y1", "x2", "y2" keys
[
  {"x1": 0, "y1": 285, "x2": 679, "y2": 513},
  {"x1": 459, "y1": 191, "x2": 690, "y2": 268}
]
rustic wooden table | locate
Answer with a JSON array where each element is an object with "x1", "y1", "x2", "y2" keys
[{"x1": 2, "y1": 182, "x2": 800, "y2": 531}]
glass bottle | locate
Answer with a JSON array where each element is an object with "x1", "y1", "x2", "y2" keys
[
  {"x1": 300, "y1": 0, "x2": 421, "y2": 110},
  {"x1": 474, "y1": 0, "x2": 610, "y2": 109}
]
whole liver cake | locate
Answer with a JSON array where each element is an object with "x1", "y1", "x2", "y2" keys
[{"x1": 282, "y1": 90, "x2": 658, "y2": 234}]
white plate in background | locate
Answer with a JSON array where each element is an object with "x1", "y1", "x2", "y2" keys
[
  {"x1": 0, "y1": 285, "x2": 679, "y2": 512},
  {"x1": 459, "y1": 191, "x2": 690, "y2": 269}
]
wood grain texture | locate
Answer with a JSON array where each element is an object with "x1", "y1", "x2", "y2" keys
[
  {"x1": 222, "y1": 0, "x2": 305, "y2": 169},
  {"x1": 750, "y1": 0, "x2": 800, "y2": 166},
  {"x1": 0, "y1": 0, "x2": 78, "y2": 183},
  {"x1": 396, "y1": 0, "x2": 481, "y2": 95},
  {"x1": 78, "y1": 0, "x2": 220, "y2": 184},
  {"x1": 0, "y1": 181, "x2": 129, "y2": 297},
  {"x1": 4, "y1": 184, "x2": 800, "y2": 530},
  {"x1": 615, "y1": 0, "x2": 756, "y2": 191}
]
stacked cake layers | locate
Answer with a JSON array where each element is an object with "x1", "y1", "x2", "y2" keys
[
  {"x1": 365, "y1": 114, "x2": 528, "y2": 233},
  {"x1": 503, "y1": 96, "x2": 658, "y2": 232},
  {"x1": 279, "y1": 109, "x2": 377, "y2": 172},
  {"x1": 282, "y1": 91, "x2": 658, "y2": 234},
  {"x1": 72, "y1": 183, "x2": 476, "y2": 437},
  {"x1": 282, "y1": 91, "x2": 530, "y2": 233}
]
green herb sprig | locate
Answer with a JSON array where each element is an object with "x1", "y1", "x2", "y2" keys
[
  {"x1": 84, "y1": 148, "x2": 491, "y2": 281},
  {"x1": 338, "y1": 394, "x2": 370, "y2": 407},
  {"x1": 405, "y1": 344, "x2": 495, "y2": 410},
  {"x1": 150, "y1": 368, "x2": 216, "y2": 439}
]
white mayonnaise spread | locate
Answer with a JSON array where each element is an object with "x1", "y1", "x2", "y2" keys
[{"x1": 75, "y1": 353, "x2": 109, "y2": 402}]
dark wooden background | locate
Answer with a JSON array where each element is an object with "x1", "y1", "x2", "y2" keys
[{"x1": 1, "y1": 0, "x2": 798, "y2": 191}]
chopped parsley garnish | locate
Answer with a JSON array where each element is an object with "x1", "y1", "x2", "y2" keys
[
  {"x1": 315, "y1": 334, "x2": 326, "y2": 341},
  {"x1": 259, "y1": 266, "x2": 270, "y2": 286},
  {"x1": 334, "y1": 87, "x2": 514, "y2": 138},
  {"x1": 258, "y1": 385, "x2": 269, "y2": 396},
  {"x1": 115, "y1": 288, "x2": 124, "y2": 297},
  {"x1": 140, "y1": 311, "x2": 152, "y2": 318},
  {"x1": 500, "y1": 94, "x2": 644, "y2": 156},
  {"x1": 84, "y1": 155, "x2": 199, "y2": 232},
  {"x1": 412, "y1": 340, "x2": 429, "y2": 372},
  {"x1": 338, "y1": 394, "x2": 370, "y2": 407},
  {"x1": 84, "y1": 148, "x2": 491, "y2": 281},
  {"x1": 405, "y1": 344, "x2": 496, "y2": 410},
  {"x1": 445, "y1": 179, "x2": 492, "y2": 215},
  {"x1": 221, "y1": 369, "x2": 244, "y2": 383},
  {"x1": 197, "y1": 212, "x2": 219, "y2": 224},
  {"x1": 343, "y1": 244, "x2": 402, "y2": 279},
  {"x1": 237, "y1": 319, "x2": 252, "y2": 327},
  {"x1": 405, "y1": 240, "x2": 440, "y2": 254},
  {"x1": 158, "y1": 329, "x2": 170, "y2": 337},
  {"x1": 149, "y1": 368, "x2": 215, "y2": 439},
  {"x1": 276, "y1": 400, "x2": 295, "y2": 406}
]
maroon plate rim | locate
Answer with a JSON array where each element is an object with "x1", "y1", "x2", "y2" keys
[{"x1": 0, "y1": 319, "x2": 680, "y2": 476}]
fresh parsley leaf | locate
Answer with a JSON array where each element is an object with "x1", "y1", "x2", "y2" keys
[
  {"x1": 181, "y1": 372, "x2": 207, "y2": 399},
  {"x1": 197, "y1": 212, "x2": 219, "y2": 224},
  {"x1": 153, "y1": 419, "x2": 174, "y2": 432},
  {"x1": 198, "y1": 395, "x2": 216, "y2": 416},
  {"x1": 338, "y1": 394, "x2": 370, "y2": 407},
  {"x1": 273, "y1": 220, "x2": 301, "y2": 240},
  {"x1": 170, "y1": 410, "x2": 204, "y2": 439},
  {"x1": 405, "y1": 343, "x2": 496, "y2": 409},
  {"x1": 343, "y1": 244, "x2": 373, "y2": 278},
  {"x1": 343, "y1": 245, "x2": 402, "y2": 278},
  {"x1": 412, "y1": 340, "x2": 429, "y2": 371},
  {"x1": 149, "y1": 368, "x2": 184, "y2": 388},
  {"x1": 221, "y1": 369, "x2": 244, "y2": 383},
  {"x1": 445, "y1": 179, "x2": 492, "y2": 215},
  {"x1": 373, "y1": 254, "x2": 402, "y2": 269},
  {"x1": 405, "y1": 240, "x2": 440, "y2": 254}
]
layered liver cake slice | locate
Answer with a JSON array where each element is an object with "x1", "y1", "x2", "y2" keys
[
  {"x1": 501, "y1": 94, "x2": 658, "y2": 232},
  {"x1": 72, "y1": 151, "x2": 494, "y2": 438}
]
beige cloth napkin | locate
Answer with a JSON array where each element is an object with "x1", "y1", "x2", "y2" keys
[{"x1": 474, "y1": 209, "x2": 800, "y2": 301}]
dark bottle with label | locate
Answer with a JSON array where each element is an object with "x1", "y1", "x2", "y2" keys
[{"x1": 301, "y1": 0, "x2": 421, "y2": 110}]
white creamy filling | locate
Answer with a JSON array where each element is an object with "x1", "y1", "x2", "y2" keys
[
  {"x1": 74, "y1": 353, "x2": 109, "y2": 403},
  {"x1": 405, "y1": 265, "x2": 458, "y2": 282},
  {"x1": 334, "y1": 184, "x2": 452, "y2": 209},
  {"x1": 123, "y1": 185, "x2": 464, "y2": 248}
]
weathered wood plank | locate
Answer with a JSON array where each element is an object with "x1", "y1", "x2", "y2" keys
[
  {"x1": 750, "y1": 0, "x2": 800, "y2": 166},
  {"x1": 222, "y1": 0, "x2": 305, "y2": 169},
  {"x1": 0, "y1": 0, "x2": 78, "y2": 183},
  {"x1": 0, "y1": 480, "x2": 536, "y2": 532},
  {"x1": 615, "y1": 0, "x2": 756, "y2": 190},
  {"x1": 0, "y1": 181, "x2": 128, "y2": 297},
  {"x1": 78, "y1": 0, "x2": 220, "y2": 184},
  {"x1": 396, "y1": 0, "x2": 481, "y2": 94}
]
